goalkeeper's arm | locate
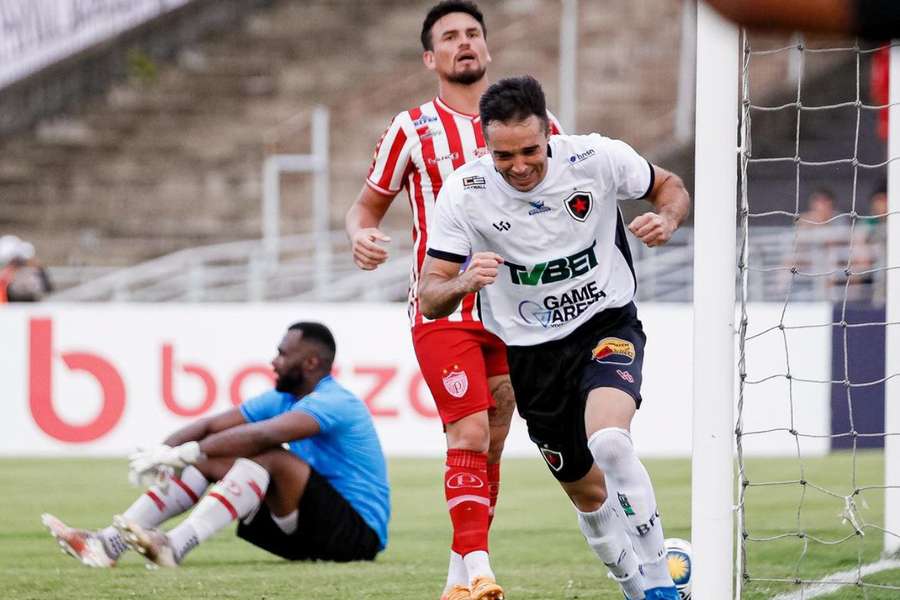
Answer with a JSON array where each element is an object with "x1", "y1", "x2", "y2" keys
[
  {"x1": 162, "y1": 408, "x2": 246, "y2": 447},
  {"x1": 705, "y1": 0, "x2": 900, "y2": 40}
]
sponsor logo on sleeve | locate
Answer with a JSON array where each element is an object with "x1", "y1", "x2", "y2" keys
[
  {"x1": 427, "y1": 151, "x2": 459, "y2": 165},
  {"x1": 591, "y1": 337, "x2": 636, "y2": 365},
  {"x1": 568, "y1": 148, "x2": 596, "y2": 165},
  {"x1": 463, "y1": 175, "x2": 487, "y2": 190},
  {"x1": 413, "y1": 114, "x2": 439, "y2": 128}
]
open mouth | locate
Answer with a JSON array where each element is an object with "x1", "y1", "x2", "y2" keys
[{"x1": 456, "y1": 52, "x2": 477, "y2": 64}]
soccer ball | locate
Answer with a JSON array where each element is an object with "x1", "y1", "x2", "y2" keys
[{"x1": 665, "y1": 537, "x2": 692, "y2": 600}]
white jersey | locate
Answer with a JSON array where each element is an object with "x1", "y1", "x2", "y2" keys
[{"x1": 427, "y1": 133, "x2": 653, "y2": 346}]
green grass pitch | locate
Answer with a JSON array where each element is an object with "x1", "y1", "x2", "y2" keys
[{"x1": 1, "y1": 452, "x2": 895, "y2": 599}]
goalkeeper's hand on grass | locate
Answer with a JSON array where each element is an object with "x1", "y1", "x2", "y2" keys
[{"x1": 128, "y1": 442, "x2": 204, "y2": 490}]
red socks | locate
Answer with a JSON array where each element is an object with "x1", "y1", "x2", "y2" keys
[
  {"x1": 445, "y1": 449, "x2": 490, "y2": 555},
  {"x1": 487, "y1": 462, "x2": 500, "y2": 528}
]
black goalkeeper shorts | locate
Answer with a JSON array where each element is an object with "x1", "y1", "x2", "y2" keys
[
  {"x1": 507, "y1": 302, "x2": 646, "y2": 483},
  {"x1": 236, "y1": 468, "x2": 381, "y2": 562}
]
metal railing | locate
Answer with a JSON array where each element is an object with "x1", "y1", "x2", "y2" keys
[
  {"x1": 45, "y1": 225, "x2": 887, "y2": 304},
  {"x1": 48, "y1": 230, "x2": 413, "y2": 303}
]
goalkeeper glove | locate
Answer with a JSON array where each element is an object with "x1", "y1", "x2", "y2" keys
[{"x1": 128, "y1": 442, "x2": 205, "y2": 490}]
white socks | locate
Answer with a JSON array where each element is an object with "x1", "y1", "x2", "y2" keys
[
  {"x1": 167, "y1": 459, "x2": 270, "y2": 563},
  {"x1": 271, "y1": 510, "x2": 299, "y2": 535},
  {"x1": 577, "y1": 501, "x2": 645, "y2": 599},
  {"x1": 588, "y1": 428, "x2": 673, "y2": 588},
  {"x1": 100, "y1": 465, "x2": 209, "y2": 559},
  {"x1": 463, "y1": 550, "x2": 495, "y2": 582},
  {"x1": 445, "y1": 550, "x2": 468, "y2": 590}
]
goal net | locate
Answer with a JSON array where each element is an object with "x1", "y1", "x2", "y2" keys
[{"x1": 692, "y1": 6, "x2": 900, "y2": 599}]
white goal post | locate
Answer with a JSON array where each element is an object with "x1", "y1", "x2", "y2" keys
[
  {"x1": 886, "y1": 42, "x2": 900, "y2": 558},
  {"x1": 691, "y1": 4, "x2": 739, "y2": 600},
  {"x1": 693, "y1": 3, "x2": 900, "y2": 599}
]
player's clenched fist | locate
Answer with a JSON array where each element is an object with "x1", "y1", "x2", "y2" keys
[
  {"x1": 628, "y1": 212, "x2": 676, "y2": 247},
  {"x1": 460, "y1": 252, "x2": 504, "y2": 292},
  {"x1": 351, "y1": 228, "x2": 392, "y2": 270}
]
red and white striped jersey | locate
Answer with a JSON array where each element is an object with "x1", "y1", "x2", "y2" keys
[{"x1": 367, "y1": 96, "x2": 562, "y2": 327}]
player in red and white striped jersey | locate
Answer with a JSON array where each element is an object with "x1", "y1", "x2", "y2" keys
[{"x1": 345, "y1": 3, "x2": 558, "y2": 600}]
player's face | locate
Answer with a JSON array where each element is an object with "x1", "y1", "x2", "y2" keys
[
  {"x1": 485, "y1": 115, "x2": 549, "y2": 192},
  {"x1": 424, "y1": 12, "x2": 490, "y2": 85},
  {"x1": 272, "y1": 330, "x2": 310, "y2": 393}
]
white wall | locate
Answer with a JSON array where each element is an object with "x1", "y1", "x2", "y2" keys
[{"x1": 0, "y1": 302, "x2": 831, "y2": 458}]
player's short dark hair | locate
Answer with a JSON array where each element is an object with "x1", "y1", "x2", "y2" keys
[
  {"x1": 288, "y1": 322, "x2": 336, "y2": 366},
  {"x1": 421, "y1": 0, "x2": 486, "y2": 51},
  {"x1": 479, "y1": 75, "x2": 549, "y2": 134}
]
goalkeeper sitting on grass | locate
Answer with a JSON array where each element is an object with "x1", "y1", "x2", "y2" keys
[{"x1": 42, "y1": 322, "x2": 390, "y2": 568}]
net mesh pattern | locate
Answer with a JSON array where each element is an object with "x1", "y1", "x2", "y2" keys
[{"x1": 736, "y1": 34, "x2": 900, "y2": 598}]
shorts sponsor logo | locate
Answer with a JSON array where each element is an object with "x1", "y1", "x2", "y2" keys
[
  {"x1": 463, "y1": 175, "x2": 486, "y2": 190},
  {"x1": 527, "y1": 200, "x2": 551, "y2": 216},
  {"x1": 442, "y1": 365, "x2": 468, "y2": 398},
  {"x1": 592, "y1": 337, "x2": 635, "y2": 365},
  {"x1": 568, "y1": 148, "x2": 596, "y2": 165},
  {"x1": 506, "y1": 240, "x2": 598, "y2": 286},
  {"x1": 518, "y1": 281, "x2": 606, "y2": 328},
  {"x1": 540, "y1": 446, "x2": 564, "y2": 472},
  {"x1": 446, "y1": 473, "x2": 485, "y2": 489},
  {"x1": 565, "y1": 191, "x2": 593, "y2": 222},
  {"x1": 616, "y1": 369, "x2": 634, "y2": 383}
]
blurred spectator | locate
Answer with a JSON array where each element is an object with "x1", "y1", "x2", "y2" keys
[
  {"x1": 859, "y1": 185, "x2": 888, "y2": 304},
  {"x1": 0, "y1": 235, "x2": 53, "y2": 303},
  {"x1": 783, "y1": 189, "x2": 873, "y2": 301}
]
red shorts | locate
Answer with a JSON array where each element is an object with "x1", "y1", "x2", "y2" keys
[{"x1": 411, "y1": 322, "x2": 510, "y2": 425}]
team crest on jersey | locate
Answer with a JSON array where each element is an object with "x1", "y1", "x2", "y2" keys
[
  {"x1": 591, "y1": 337, "x2": 636, "y2": 365},
  {"x1": 540, "y1": 446, "x2": 564, "y2": 472},
  {"x1": 564, "y1": 191, "x2": 593, "y2": 221},
  {"x1": 442, "y1": 364, "x2": 469, "y2": 398}
]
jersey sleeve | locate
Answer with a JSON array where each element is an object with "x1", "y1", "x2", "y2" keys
[
  {"x1": 366, "y1": 114, "x2": 415, "y2": 195},
  {"x1": 239, "y1": 390, "x2": 283, "y2": 423},
  {"x1": 595, "y1": 134, "x2": 654, "y2": 201},
  {"x1": 426, "y1": 180, "x2": 471, "y2": 263},
  {"x1": 291, "y1": 392, "x2": 347, "y2": 434}
]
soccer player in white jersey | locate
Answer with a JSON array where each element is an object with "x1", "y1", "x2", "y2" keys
[
  {"x1": 345, "y1": 3, "x2": 559, "y2": 600},
  {"x1": 419, "y1": 76, "x2": 691, "y2": 600}
]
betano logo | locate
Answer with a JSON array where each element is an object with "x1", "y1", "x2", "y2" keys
[{"x1": 505, "y1": 240, "x2": 598, "y2": 285}]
